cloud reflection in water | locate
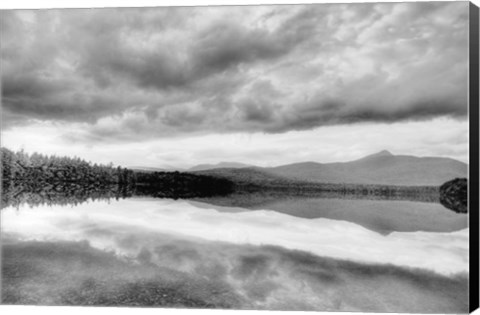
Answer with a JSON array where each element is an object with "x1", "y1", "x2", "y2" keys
[{"x1": 1, "y1": 197, "x2": 468, "y2": 275}]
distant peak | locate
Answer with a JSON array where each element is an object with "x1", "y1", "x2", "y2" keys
[
  {"x1": 376, "y1": 150, "x2": 393, "y2": 156},
  {"x1": 365, "y1": 150, "x2": 394, "y2": 158}
]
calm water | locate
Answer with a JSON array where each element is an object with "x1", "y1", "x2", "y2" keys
[{"x1": 1, "y1": 193, "x2": 469, "y2": 312}]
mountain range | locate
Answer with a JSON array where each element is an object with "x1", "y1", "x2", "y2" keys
[{"x1": 190, "y1": 150, "x2": 467, "y2": 186}]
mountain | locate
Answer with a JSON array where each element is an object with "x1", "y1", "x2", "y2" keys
[
  {"x1": 262, "y1": 150, "x2": 467, "y2": 186},
  {"x1": 129, "y1": 166, "x2": 184, "y2": 173},
  {"x1": 192, "y1": 151, "x2": 467, "y2": 186},
  {"x1": 188, "y1": 162, "x2": 252, "y2": 172}
]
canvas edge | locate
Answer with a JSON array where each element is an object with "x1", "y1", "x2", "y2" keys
[{"x1": 469, "y1": 1, "x2": 480, "y2": 313}]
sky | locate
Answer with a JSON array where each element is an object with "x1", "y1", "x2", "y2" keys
[{"x1": 0, "y1": 1, "x2": 470, "y2": 168}]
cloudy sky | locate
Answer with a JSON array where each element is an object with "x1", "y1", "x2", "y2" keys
[{"x1": 0, "y1": 2, "x2": 470, "y2": 168}]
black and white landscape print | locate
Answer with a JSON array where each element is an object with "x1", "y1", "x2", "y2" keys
[{"x1": 0, "y1": 2, "x2": 471, "y2": 313}]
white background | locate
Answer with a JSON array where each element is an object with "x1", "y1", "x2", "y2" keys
[{"x1": 0, "y1": 1, "x2": 479, "y2": 315}]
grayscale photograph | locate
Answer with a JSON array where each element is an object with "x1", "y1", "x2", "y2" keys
[{"x1": 0, "y1": 1, "x2": 473, "y2": 313}]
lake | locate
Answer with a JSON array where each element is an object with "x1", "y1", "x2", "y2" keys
[{"x1": 1, "y1": 192, "x2": 469, "y2": 312}]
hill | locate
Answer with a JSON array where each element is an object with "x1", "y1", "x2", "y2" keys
[
  {"x1": 192, "y1": 167, "x2": 291, "y2": 187},
  {"x1": 188, "y1": 162, "x2": 252, "y2": 172}
]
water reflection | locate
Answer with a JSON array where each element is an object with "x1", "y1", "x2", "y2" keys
[
  {"x1": 1, "y1": 198, "x2": 469, "y2": 273},
  {"x1": 1, "y1": 181, "x2": 133, "y2": 210},
  {"x1": 0, "y1": 180, "x2": 447, "y2": 210},
  {"x1": 1, "y1": 184, "x2": 469, "y2": 312},
  {"x1": 190, "y1": 198, "x2": 467, "y2": 235},
  {"x1": 2, "y1": 237, "x2": 468, "y2": 312},
  {"x1": 1, "y1": 182, "x2": 467, "y2": 235}
]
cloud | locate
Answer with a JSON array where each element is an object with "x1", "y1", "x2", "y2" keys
[{"x1": 0, "y1": 2, "x2": 469, "y2": 142}]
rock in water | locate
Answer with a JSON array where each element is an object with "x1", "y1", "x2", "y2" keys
[{"x1": 439, "y1": 178, "x2": 468, "y2": 214}]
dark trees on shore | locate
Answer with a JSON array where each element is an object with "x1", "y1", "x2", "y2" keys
[
  {"x1": 1, "y1": 148, "x2": 135, "y2": 185},
  {"x1": 0, "y1": 148, "x2": 234, "y2": 209},
  {"x1": 439, "y1": 178, "x2": 468, "y2": 213}
]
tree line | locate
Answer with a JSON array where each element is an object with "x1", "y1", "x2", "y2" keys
[
  {"x1": 1, "y1": 147, "x2": 136, "y2": 185},
  {"x1": 0, "y1": 148, "x2": 235, "y2": 209}
]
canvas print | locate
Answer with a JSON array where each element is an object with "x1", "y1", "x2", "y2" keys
[{"x1": 0, "y1": 1, "x2": 474, "y2": 313}]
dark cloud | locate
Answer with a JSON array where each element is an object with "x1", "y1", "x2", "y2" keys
[
  {"x1": 191, "y1": 20, "x2": 297, "y2": 76},
  {"x1": 0, "y1": 2, "x2": 469, "y2": 142}
]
